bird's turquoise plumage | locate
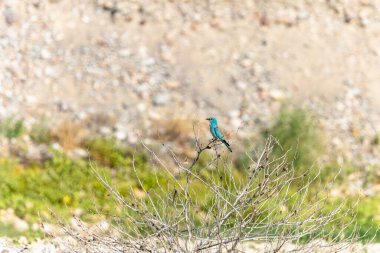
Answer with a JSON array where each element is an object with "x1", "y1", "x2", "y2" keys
[{"x1": 207, "y1": 117, "x2": 232, "y2": 152}]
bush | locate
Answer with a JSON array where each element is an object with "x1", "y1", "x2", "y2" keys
[
  {"x1": 263, "y1": 106, "x2": 324, "y2": 170},
  {"x1": 0, "y1": 117, "x2": 24, "y2": 140},
  {"x1": 30, "y1": 117, "x2": 52, "y2": 144},
  {"x1": 61, "y1": 137, "x2": 363, "y2": 252}
]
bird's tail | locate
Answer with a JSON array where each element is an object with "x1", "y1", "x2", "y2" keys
[{"x1": 222, "y1": 140, "x2": 232, "y2": 152}]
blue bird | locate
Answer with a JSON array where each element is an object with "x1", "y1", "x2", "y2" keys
[{"x1": 206, "y1": 117, "x2": 232, "y2": 152}]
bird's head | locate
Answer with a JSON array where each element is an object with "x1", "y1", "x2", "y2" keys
[{"x1": 206, "y1": 117, "x2": 217, "y2": 125}]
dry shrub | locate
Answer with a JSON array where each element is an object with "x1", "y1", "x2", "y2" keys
[
  {"x1": 153, "y1": 118, "x2": 196, "y2": 144},
  {"x1": 83, "y1": 112, "x2": 117, "y2": 131},
  {"x1": 53, "y1": 121, "x2": 86, "y2": 151},
  {"x1": 60, "y1": 136, "x2": 365, "y2": 253}
]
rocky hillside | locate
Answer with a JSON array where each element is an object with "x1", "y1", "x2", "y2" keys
[{"x1": 0, "y1": 0, "x2": 379, "y2": 164}]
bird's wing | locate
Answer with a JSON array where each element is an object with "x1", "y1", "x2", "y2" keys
[
  {"x1": 214, "y1": 127, "x2": 225, "y2": 140},
  {"x1": 210, "y1": 125, "x2": 217, "y2": 138}
]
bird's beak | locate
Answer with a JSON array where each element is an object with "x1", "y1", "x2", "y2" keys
[{"x1": 206, "y1": 118, "x2": 211, "y2": 121}]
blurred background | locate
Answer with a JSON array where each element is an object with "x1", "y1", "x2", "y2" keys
[{"x1": 0, "y1": 0, "x2": 380, "y2": 250}]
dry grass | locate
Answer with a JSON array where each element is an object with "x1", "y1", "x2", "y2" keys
[
  {"x1": 53, "y1": 121, "x2": 87, "y2": 151},
  {"x1": 153, "y1": 118, "x2": 196, "y2": 144},
  {"x1": 59, "y1": 136, "x2": 363, "y2": 253}
]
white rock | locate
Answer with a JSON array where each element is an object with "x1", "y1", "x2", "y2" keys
[
  {"x1": 73, "y1": 148, "x2": 88, "y2": 158},
  {"x1": 137, "y1": 103, "x2": 146, "y2": 112},
  {"x1": 115, "y1": 130, "x2": 127, "y2": 140},
  {"x1": 99, "y1": 126, "x2": 112, "y2": 135},
  {"x1": 269, "y1": 89, "x2": 286, "y2": 101},
  {"x1": 40, "y1": 49, "x2": 51, "y2": 60},
  {"x1": 18, "y1": 236, "x2": 28, "y2": 245},
  {"x1": 3, "y1": 7, "x2": 17, "y2": 25},
  {"x1": 44, "y1": 66, "x2": 58, "y2": 78},
  {"x1": 153, "y1": 93, "x2": 171, "y2": 106},
  {"x1": 236, "y1": 81, "x2": 247, "y2": 90},
  {"x1": 51, "y1": 143, "x2": 62, "y2": 151}
]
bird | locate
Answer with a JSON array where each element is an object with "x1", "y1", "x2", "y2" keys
[{"x1": 206, "y1": 117, "x2": 232, "y2": 152}]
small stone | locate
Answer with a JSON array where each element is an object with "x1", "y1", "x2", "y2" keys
[
  {"x1": 3, "y1": 7, "x2": 17, "y2": 25},
  {"x1": 269, "y1": 89, "x2": 285, "y2": 101},
  {"x1": 347, "y1": 88, "x2": 360, "y2": 99},
  {"x1": 343, "y1": 79, "x2": 353, "y2": 87},
  {"x1": 51, "y1": 143, "x2": 62, "y2": 151},
  {"x1": 31, "y1": 223, "x2": 39, "y2": 231},
  {"x1": 336, "y1": 102, "x2": 345, "y2": 111},
  {"x1": 44, "y1": 66, "x2": 58, "y2": 78},
  {"x1": 25, "y1": 144, "x2": 51, "y2": 162},
  {"x1": 236, "y1": 81, "x2": 247, "y2": 90},
  {"x1": 41, "y1": 223, "x2": 63, "y2": 236},
  {"x1": 81, "y1": 15, "x2": 91, "y2": 23},
  {"x1": 115, "y1": 130, "x2": 127, "y2": 140},
  {"x1": 229, "y1": 110, "x2": 240, "y2": 118},
  {"x1": 165, "y1": 80, "x2": 180, "y2": 89},
  {"x1": 297, "y1": 10, "x2": 309, "y2": 20},
  {"x1": 253, "y1": 63, "x2": 264, "y2": 76},
  {"x1": 137, "y1": 103, "x2": 146, "y2": 112},
  {"x1": 149, "y1": 111, "x2": 162, "y2": 120},
  {"x1": 73, "y1": 148, "x2": 87, "y2": 158},
  {"x1": 231, "y1": 118, "x2": 242, "y2": 129},
  {"x1": 14, "y1": 220, "x2": 29, "y2": 232},
  {"x1": 153, "y1": 93, "x2": 171, "y2": 106},
  {"x1": 41, "y1": 49, "x2": 51, "y2": 60},
  {"x1": 73, "y1": 208, "x2": 83, "y2": 217},
  {"x1": 99, "y1": 126, "x2": 112, "y2": 135},
  {"x1": 56, "y1": 101, "x2": 70, "y2": 112},
  {"x1": 25, "y1": 95, "x2": 37, "y2": 105},
  {"x1": 240, "y1": 58, "x2": 252, "y2": 68},
  {"x1": 128, "y1": 133, "x2": 138, "y2": 144},
  {"x1": 118, "y1": 48, "x2": 131, "y2": 57}
]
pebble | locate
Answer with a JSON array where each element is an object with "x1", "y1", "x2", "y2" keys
[
  {"x1": 25, "y1": 144, "x2": 51, "y2": 162},
  {"x1": 236, "y1": 81, "x2": 247, "y2": 90},
  {"x1": 72, "y1": 148, "x2": 88, "y2": 158},
  {"x1": 51, "y1": 143, "x2": 62, "y2": 151},
  {"x1": 268, "y1": 89, "x2": 286, "y2": 101},
  {"x1": 153, "y1": 93, "x2": 171, "y2": 106},
  {"x1": 165, "y1": 80, "x2": 180, "y2": 89},
  {"x1": 3, "y1": 7, "x2": 17, "y2": 25},
  {"x1": 115, "y1": 130, "x2": 127, "y2": 140},
  {"x1": 56, "y1": 101, "x2": 71, "y2": 112},
  {"x1": 136, "y1": 103, "x2": 146, "y2": 112},
  {"x1": 44, "y1": 66, "x2": 58, "y2": 78},
  {"x1": 99, "y1": 126, "x2": 112, "y2": 135},
  {"x1": 40, "y1": 49, "x2": 52, "y2": 60},
  {"x1": 0, "y1": 209, "x2": 29, "y2": 232}
]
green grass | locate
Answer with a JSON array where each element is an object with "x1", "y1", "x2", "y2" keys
[
  {"x1": 0, "y1": 117, "x2": 24, "y2": 140},
  {"x1": 30, "y1": 117, "x2": 52, "y2": 144},
  {"x1": 0, "y1": 145, "x2": 377, "y2": 241},
  {"x1": 0, "y1": 108, "x2": 378, "y2": 242},
  {"x1": 263, "y1": 106, "x2": 324, "y2": 169}
]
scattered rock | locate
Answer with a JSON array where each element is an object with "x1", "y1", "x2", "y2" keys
[
  {"x1": 153, "y1": 93, "x2": 171, "y2": 106},
  {"x1": 99, "y1": 126, "x2": 112, "y2": 135},
  {"x1": 115, "y1": 130, "x2": 127, "y2": 140},
  {"x1": 3, "y1": 7, "x2": 17, "y2": 25},
  {"x1": 165, "y1": 80, "x2": 180, "y2": 89},
  {"x1": 24, "y1": 144, "x2": 51, "y2": 162},
  {"x1": 0, "y1": 209, "x2": 29, "y2": 232},
  {"x1": 72, "y1": 148, "x2": 88, "y2": 159},
  {"x1": 268, "y1": 89, "x2": 286, "y2": 101}
]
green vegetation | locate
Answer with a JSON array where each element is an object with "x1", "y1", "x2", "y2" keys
[
  {"x1": 0, "y1": 107, "x2": 378, "y2": 242},
  {"x1": 0, "y1": 117, "x2": 24, "y2": 140},
  {"x1": 30, "y1": 117, "x2": 52, "y2": 144},
  {"x1": 263, "y1": 106, "x2": 324, "y2": 170}
]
